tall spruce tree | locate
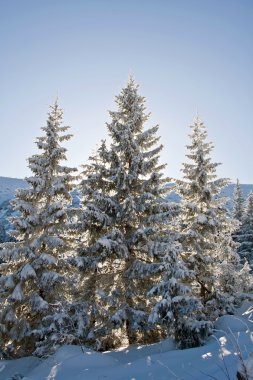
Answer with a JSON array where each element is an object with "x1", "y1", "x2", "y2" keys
[
  {"x1": 0, "y1": 101, "x2": 77, "y2": 357},
  {"x1": 76, "y1": 78, "x2": 203, "y2": 349},
  {"x1": 232, "y1": 178, "x2": 245, "y2": 252},
  {"x1": 175, "y1": 117, "x2": 240, "y2": 313},
  {"x1": 233, "y1": 179, "x2": 244, "y2": 222},
  {"x1": 237, "y1": 192, "x2": 253, "y2": 267}
]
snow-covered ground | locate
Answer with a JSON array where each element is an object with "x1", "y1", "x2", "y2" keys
[{"x1": 1, "y1": 302, "x2": 253, "y2": 380}]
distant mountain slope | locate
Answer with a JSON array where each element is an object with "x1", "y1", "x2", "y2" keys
[
  {"x1": 0, "y1": 177, "x2": 81, "y2": 243},
  {"x1": 0, "y1": 176, "x2": 28, "y2": 204},
  {"x1": 0, "y1": 177, "x2": 253, "y2": 243},
  {"x1": 167, "y1": 183, "x2": 253, "y2": 210},
  {"x1": 0, "y1": 177, "x2": 28, "y2": 242}
]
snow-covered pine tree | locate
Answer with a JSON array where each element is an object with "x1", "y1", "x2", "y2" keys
[
  {"x1": 0, "y1": 101, "x2": 77, "y2": 357},
  {"x1": 175, "y1": 117, "x2": 241, "y2": 314},
  {"x1": 76, "y1": 77, "x2": 200, "y2": 350},
  {"x1": 232, "y1": 179, "x2": 245, "y2": 253},
  {"x1": 237, "y1": 192, "x2": 253, "y2": 268},
  {"x1": 233, "y1": 179, "x2": 244, "y2": 222}
]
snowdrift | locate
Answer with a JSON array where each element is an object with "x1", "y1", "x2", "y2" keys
[{"x1": 1, "y1": 303, "x2": 253, "y2": 380}]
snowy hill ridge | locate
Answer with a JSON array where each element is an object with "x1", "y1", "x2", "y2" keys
[
  {"x1": 1, "y1": 176, "x2": 253, "y2": 205},
  {"x1": 0, "y1": 176, "x2": 28, "y2": 205},
  {"x1": 0, "y1": 177, "x2": 253, "y2": 243}
]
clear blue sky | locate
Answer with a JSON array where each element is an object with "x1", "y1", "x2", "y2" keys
[{"x1": 0, "y1": 0, "x2": 252, "y2": 182}]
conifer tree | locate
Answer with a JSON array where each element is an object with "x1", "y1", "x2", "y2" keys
[
  {"x1": 233, "y1": 179, "x2": 244, "y2": 222},
  {"x1": 237, "y1": 192, "x2": 253, "y2": 268},
  {"x1": 0, "y1": 101, "x2": 77, "y2": 357},
  {"x1": 76, "y1": 78, "x2": 203, "y2": 349},
  {"x1": 232, "y1": 178, "x2": 245, "y2": 252},
  {"x1": 175, "y1": 117, "x2": 240, "y2": 313}
]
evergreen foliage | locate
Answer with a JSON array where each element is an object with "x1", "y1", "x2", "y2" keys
[
  {"x1": 148, "y1": 238, "x2": 212, "y2": 348},
  {"x1": 233, "y1": 179, "x2": 245, "y2": 222},
  {"x1": 0, "y1": 101, "x2": 77, "y2": 357},
  {"x1": 175, "y1": 117, "x2": 241, "y2": 314},
  {"x1": 0, "y1": 82, "x2": 251, "y2": 359},
  {"x1": 75, "y1": 78, "x2": 204, "y2": 349},
  {"x1": 232, "y1": 178, "x2": 245, "y2": 259},
  {"x1": 237, "y1": 192, "x2": 253, "y2": 268}
]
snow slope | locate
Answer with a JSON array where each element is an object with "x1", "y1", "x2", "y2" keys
[
  {"x1": 0, "y1": 177, "x2": 28, "y2": 205},
  {"x1": 0, "y1": 177, "x2": 28, "y2": 242},
  {"x1": 1, "y1": 303, "x2": 253, "y2": 380}
]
